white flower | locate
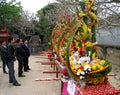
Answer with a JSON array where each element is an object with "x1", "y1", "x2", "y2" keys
[
  {"x1": 80, "y1": 71, "x2": 85, "y2": 75},
  {"x1": 73, "y1": 58, "x2": 78, "y2": 65},
  {"x1": 88, "y1": 68, "x2": 91, "y2": 71},
  {"x1": 78, "y1": 56, "x2": 90, "y2": 64},
  {"x1": 84, "y1": 65, "x2": 91, "y2": 71},
  {"x1": 80, "y1": 76, "x2": 85, "y2": 80},
  {"x1": 77, "y1": 72, "x2": 80, "y2": 76}
]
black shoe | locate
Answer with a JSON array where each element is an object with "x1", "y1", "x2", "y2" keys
[
  {"x1": 9, "y1": 81, "x2": 13, "y2": 83},
  {"x1": 3, "y1": 71, "x2": 8, "y2": 74},
  {"x1": 24, "y1": 70, "x2": 29, "y2": 72},
  {"x1": 27, "y1": 68, "x2": 31, "y2": 70},
  {"x1": 13, "y1": 83, "x2": 21, "y2": 86},
  {"x1": 19, "y1": 75, "x2": 25, "y2": 77}
]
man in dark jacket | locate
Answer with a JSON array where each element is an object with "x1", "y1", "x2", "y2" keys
[
  {"x1": 16, "y1": 39, "x2": 25, "y2": 77},
  {"x1": 0, "y1": 40, "x2": 9, "y2": 74},
  {"x1": 21, "y1": 39, "x2": 31, "y2": 72},
  {"x1": 7, "y1": 36, "x2": 21, "y2": 86}
]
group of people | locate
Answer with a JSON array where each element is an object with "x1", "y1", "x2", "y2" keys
[{"x1": 0, "y1": 36, "x2": 31, "y2": 86}]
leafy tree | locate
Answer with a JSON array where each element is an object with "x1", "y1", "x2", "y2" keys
[
  {"x1": 13, "y1": 10, "x2": 37, "y2": 38},
  {"x1": 36, "y1": 2, "x2": 72, "y2": 44},
  {"x1": 0, "y1": 0, "x2": 22, "y2": 31},
  {"x1": 35, "y1": 4, "x2": 56, "y2": 43}
]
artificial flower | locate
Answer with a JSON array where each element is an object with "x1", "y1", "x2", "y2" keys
[
  {"x1": 85, "y1": 41, "x2": 92, "y2": 47},
  {"x1": 84, "y1": 65, "x2": 91, "y2": 71},
  {"x1": 77, "y1": 69, "x2": 82, "y2": 75}
]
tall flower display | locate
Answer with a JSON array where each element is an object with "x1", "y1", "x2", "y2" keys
[{"x1": 51, "y1": 0, "x2": 112, "y2": 85}]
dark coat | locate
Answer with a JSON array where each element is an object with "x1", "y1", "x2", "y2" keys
[
  {"x1": 7, "y1": 43, "x2": 16, "y2": 62},
  {"x1": 21, "y1": 44, "x2": 30, "y2": 58},
  {"x1": 0, "y1": 46, "x2": 8, "y2": 59},
  {"x1": 15, "y1": 44, "x2": 25, "y2": 60}
]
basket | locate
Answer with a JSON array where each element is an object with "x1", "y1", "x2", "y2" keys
[
  {"x1": 85, "y1": 65, "x2": 111, "y2": 85},
  {"x1": 85, "y1": 75, "x2": 108, "y2": 85}
]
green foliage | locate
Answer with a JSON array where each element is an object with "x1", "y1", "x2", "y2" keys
[
  {"x1": 37, "y1": 4, "x2": 55, "y2": 16},
  {"x1": 0, "y1": 0, "x2": 22, "y2": 29},
  {"x1": 35, "y1": 16, "x2": 50, "y2": 35},
  {"x1": 35, "y1": 4, "x2": 56, "y2": 43},
  {"x1": 79, "y1": 0, "x2": 86, "y2": 12},
  {"x1": 34, "y1": 16, "x2": 54, "y2": 44}
]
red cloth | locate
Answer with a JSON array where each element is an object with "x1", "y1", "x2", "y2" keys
[
  {"x1": 77, "y1": 81, "x2": 120, "y2": 95},
  {"x1": 62, "y1": 82, "x2": 69, "y2": 95},
  {"x1": 62, "y1": 81, "x2": 120, "y2": 95}
]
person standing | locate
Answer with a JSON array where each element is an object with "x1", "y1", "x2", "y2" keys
[
  {"x1": 21, "y1": 39, "x2": 31, "y2": 72},
  {"x1": 7, "y1": 36, "x2": 21, "y2": 86},
  {"x1": 0, "y1": 40, "x2": 9, "y2": 74},
  {"x1": 16, "y1": 39, "x2": 25, "y2": 77}
]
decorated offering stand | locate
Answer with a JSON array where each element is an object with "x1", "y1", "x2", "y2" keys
[{"x1": 51, "y1": 0, "x2": 120, "y2": 95}]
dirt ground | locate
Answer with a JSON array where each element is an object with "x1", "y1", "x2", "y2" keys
[
  {"x1": 0, "y1": 55, "x2": 61, "y2": 95},
  {"x1": 0, "y1": 48, "x2": 120, "y2": 95}
]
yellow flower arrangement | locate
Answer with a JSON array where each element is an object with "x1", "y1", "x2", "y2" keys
[{"x1": 69, "y1": 50, "x2": 112, "y2": 84}]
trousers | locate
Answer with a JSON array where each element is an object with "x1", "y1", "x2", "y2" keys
[
  {"x1": 23, "y1": 57, "x2": 29, "y2": 70},
  {"x1": 1, "y1": 57, "x2": 9, "y2": 72},
  {"x1": 17, "y1": 59, "x2": 24, "y2": 76},
  {"x1": 8, "y1": 61, "x2": 18, "y2": 84}
]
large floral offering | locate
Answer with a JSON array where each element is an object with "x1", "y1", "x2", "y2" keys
[
  {"x1": 70, "y1": 50, "x2": 112, "y2": 84},
  {"x1": 51, "y1": 0, "x2": 112, "y2": 85}
]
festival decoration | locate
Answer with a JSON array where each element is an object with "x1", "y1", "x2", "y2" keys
[{"x1": 51, "y1": 0, "x2": 112, "y2": 85}]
